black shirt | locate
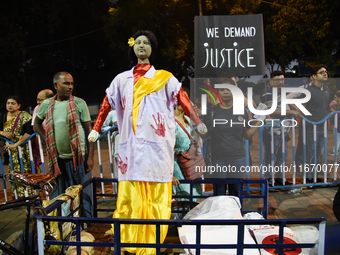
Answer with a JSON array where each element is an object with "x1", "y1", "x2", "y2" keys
[
  {"x1": 304, "y1": 84, "x2": 331, "y2": 130},
  {"x1": 203, "y1": 105, "x2": 249, "y2": 161}
]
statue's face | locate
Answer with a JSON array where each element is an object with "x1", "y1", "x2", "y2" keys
[{"x1": 133, "y1": 35, "x2": 152, "y2": 61}]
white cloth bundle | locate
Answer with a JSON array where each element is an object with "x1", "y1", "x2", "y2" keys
[{"x1": 178, "y1": 196, "x2": 261, "y2": 255}]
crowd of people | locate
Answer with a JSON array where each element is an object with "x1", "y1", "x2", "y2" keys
[
  {"x1": 0, "y1": 72, "x2": 95, "y2": 218},
  {"x1": 1, "y1": 29, "x2": 340, "y2": 254}
]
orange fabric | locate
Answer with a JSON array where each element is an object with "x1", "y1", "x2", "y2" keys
[
  {"x1": 178, "y1": 87, "x2": 202, "y2": 126},
  {"x1": 133, "y1": 63, "x2": 151, "y2": 84},
  {"x1": 93, "y1": 95, "x2": 111, "y2": 132}
]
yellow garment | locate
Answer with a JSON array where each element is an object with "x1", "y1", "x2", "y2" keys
[
  {"x1": 112, "y1": 181, "x2": 172, "y2": 255},
  {"x1": 132, "y1": 70, "x2": 172, "y2": 133}
]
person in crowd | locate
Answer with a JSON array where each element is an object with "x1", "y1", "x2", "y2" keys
[
  {"x1": 301, "y1": 64, "x2": 331, "y2": 183},
  {"x1": 101, "y1": 109, "x2": 119, "y2": 188},
  {"x1": 329, "y1": 91, "x2": 340, "y2": 112},
  {"x1": 30, "y1": 89, "x2": 54, "y2": 172},
  {"x1": 329, "y1": 91, "x2": 340, "y2": 156},
  {"x1": 172, "y1": 88, "x2": 202, "y2": 201},
  {"x1": 286, "y1": 76, "x2": 314, "y2": 100},
  {"x1": 261, "y1": 71, "x2": 300, "y2": 186},
  {"x1": 333, "y1": 186, "x2": 340, "y2": 222},
  {"x1": 34, "y1": 71, "x2": 94, "y2": 217},
  {"x1": 202, "y1": 78, "x2": 262, "y2": 196},
  {"x1": 231, "y1": 76, "x2": 257, "y2": 109},
  {"x1": 287, "y1": 76, "x2": 314, "y2": 169},
  {"x1": 101, "y1": 110, "x2": 118, "y2": 133},
  {"x1": 0, "y1": 96, "x2": 34, "y2": 199},
  {"x1": 232, "y1": 77, "x2": 257, "y2": 166},
  {"x1": 87, "y1": 30, "x2": 207, "y2": 255},
  {"x1": 31, "y1": 89, "x2": 54, "y2": 130},
  {"x1": 101, "y1": 110, "x2": 119, "y2": 146}
]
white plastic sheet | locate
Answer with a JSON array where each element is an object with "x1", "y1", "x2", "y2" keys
[{"x1": 178, "y1": 196, "x2": 261, "y2": 255}]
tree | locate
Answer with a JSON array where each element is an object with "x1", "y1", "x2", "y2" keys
[
  {"x1": 1, "y1": 0, "x2": 339, "y2": 112},
  {"x1": 264, "y1": 0, "x2": 334, "y2": 72}
]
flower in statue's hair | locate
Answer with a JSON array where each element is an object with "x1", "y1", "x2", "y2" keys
[{"x1": 128, "y1": 37, "x2": 135, "y2": 47}]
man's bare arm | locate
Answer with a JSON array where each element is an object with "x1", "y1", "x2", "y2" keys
[
  {"x1": 244, "y1": 120, "x2": 263, "y2": 140},
  {"x1": 34, "y1": 116, "x2": 46, "y2": 145}
]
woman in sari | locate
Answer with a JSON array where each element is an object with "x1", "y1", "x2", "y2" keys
[{"x1": 0, "y1": 96, "x2": 34, "y2": 199}]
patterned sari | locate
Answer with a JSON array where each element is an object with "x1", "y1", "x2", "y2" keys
[{"x1": 3, "y1": 111, "x2": 33, "y2": 197}]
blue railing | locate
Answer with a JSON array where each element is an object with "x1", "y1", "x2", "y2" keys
[
  {"x1": 95, "y1": 125, "x2": 118, "y2": 198},
  {"x1": 0, "y1": 132, "x2": 47, "y2": 200},
  {"x1": 2, "y1": 111, "x2": 340, "y2": 201},
  {"x1": 252, "y1": 111, "x2": 340, "y2": 189},
  {"x1": 36, "y1": 216, "x2": 326, "y2": 255},
  {"x1": 34, "y1": 178, "x2": 326, "y2": 255}
]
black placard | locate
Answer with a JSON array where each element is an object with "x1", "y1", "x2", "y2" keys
[{"x1": 195, "y1": 14, "x2": 265, "y2": 78}]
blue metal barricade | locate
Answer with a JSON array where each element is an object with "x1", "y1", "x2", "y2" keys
[
  {"x1": 95, "y1": 125, "x2": 118, "y2": 200},
  {"x1": 254, "y1": 112, "x2": 340, "y2": 189},
  {"x1": 0, "y1": 133, "x2": 46, "y2": 200},
  {"x1": 2, "y1": 111, "x2": 340, "y2": 199},
  {"x1": 34, "y1": 178, "x2": 326, "y2": 255}
]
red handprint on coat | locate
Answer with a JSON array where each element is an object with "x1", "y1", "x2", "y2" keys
[
  {"x1": 120, "y1": 96, "x2": 126, "y2": 111},
  {"x1": 118, "y1": 154, "x2": 128, "y2": 175},
  {"x1": 150, "y1": 112, "x2": 166, "y2": 137},
  {"x1": 170, "y1": 91, "x2": 176, "y2": 105}
]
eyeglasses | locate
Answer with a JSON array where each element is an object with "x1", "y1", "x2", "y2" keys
[
  {"x1": 317, "y1": 71, "x2": 328, "y2": 75},
  {"x1": 272, "y1": 78, "x2": 284, "y2": 82}
]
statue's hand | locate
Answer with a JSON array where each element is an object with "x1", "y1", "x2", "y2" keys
[
  {"x1": 88, "y1": 130, "x2": 100, "y2": 142},
  {"x1": 197, "y1": 123, "x2": 207, "y2": 135}
]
